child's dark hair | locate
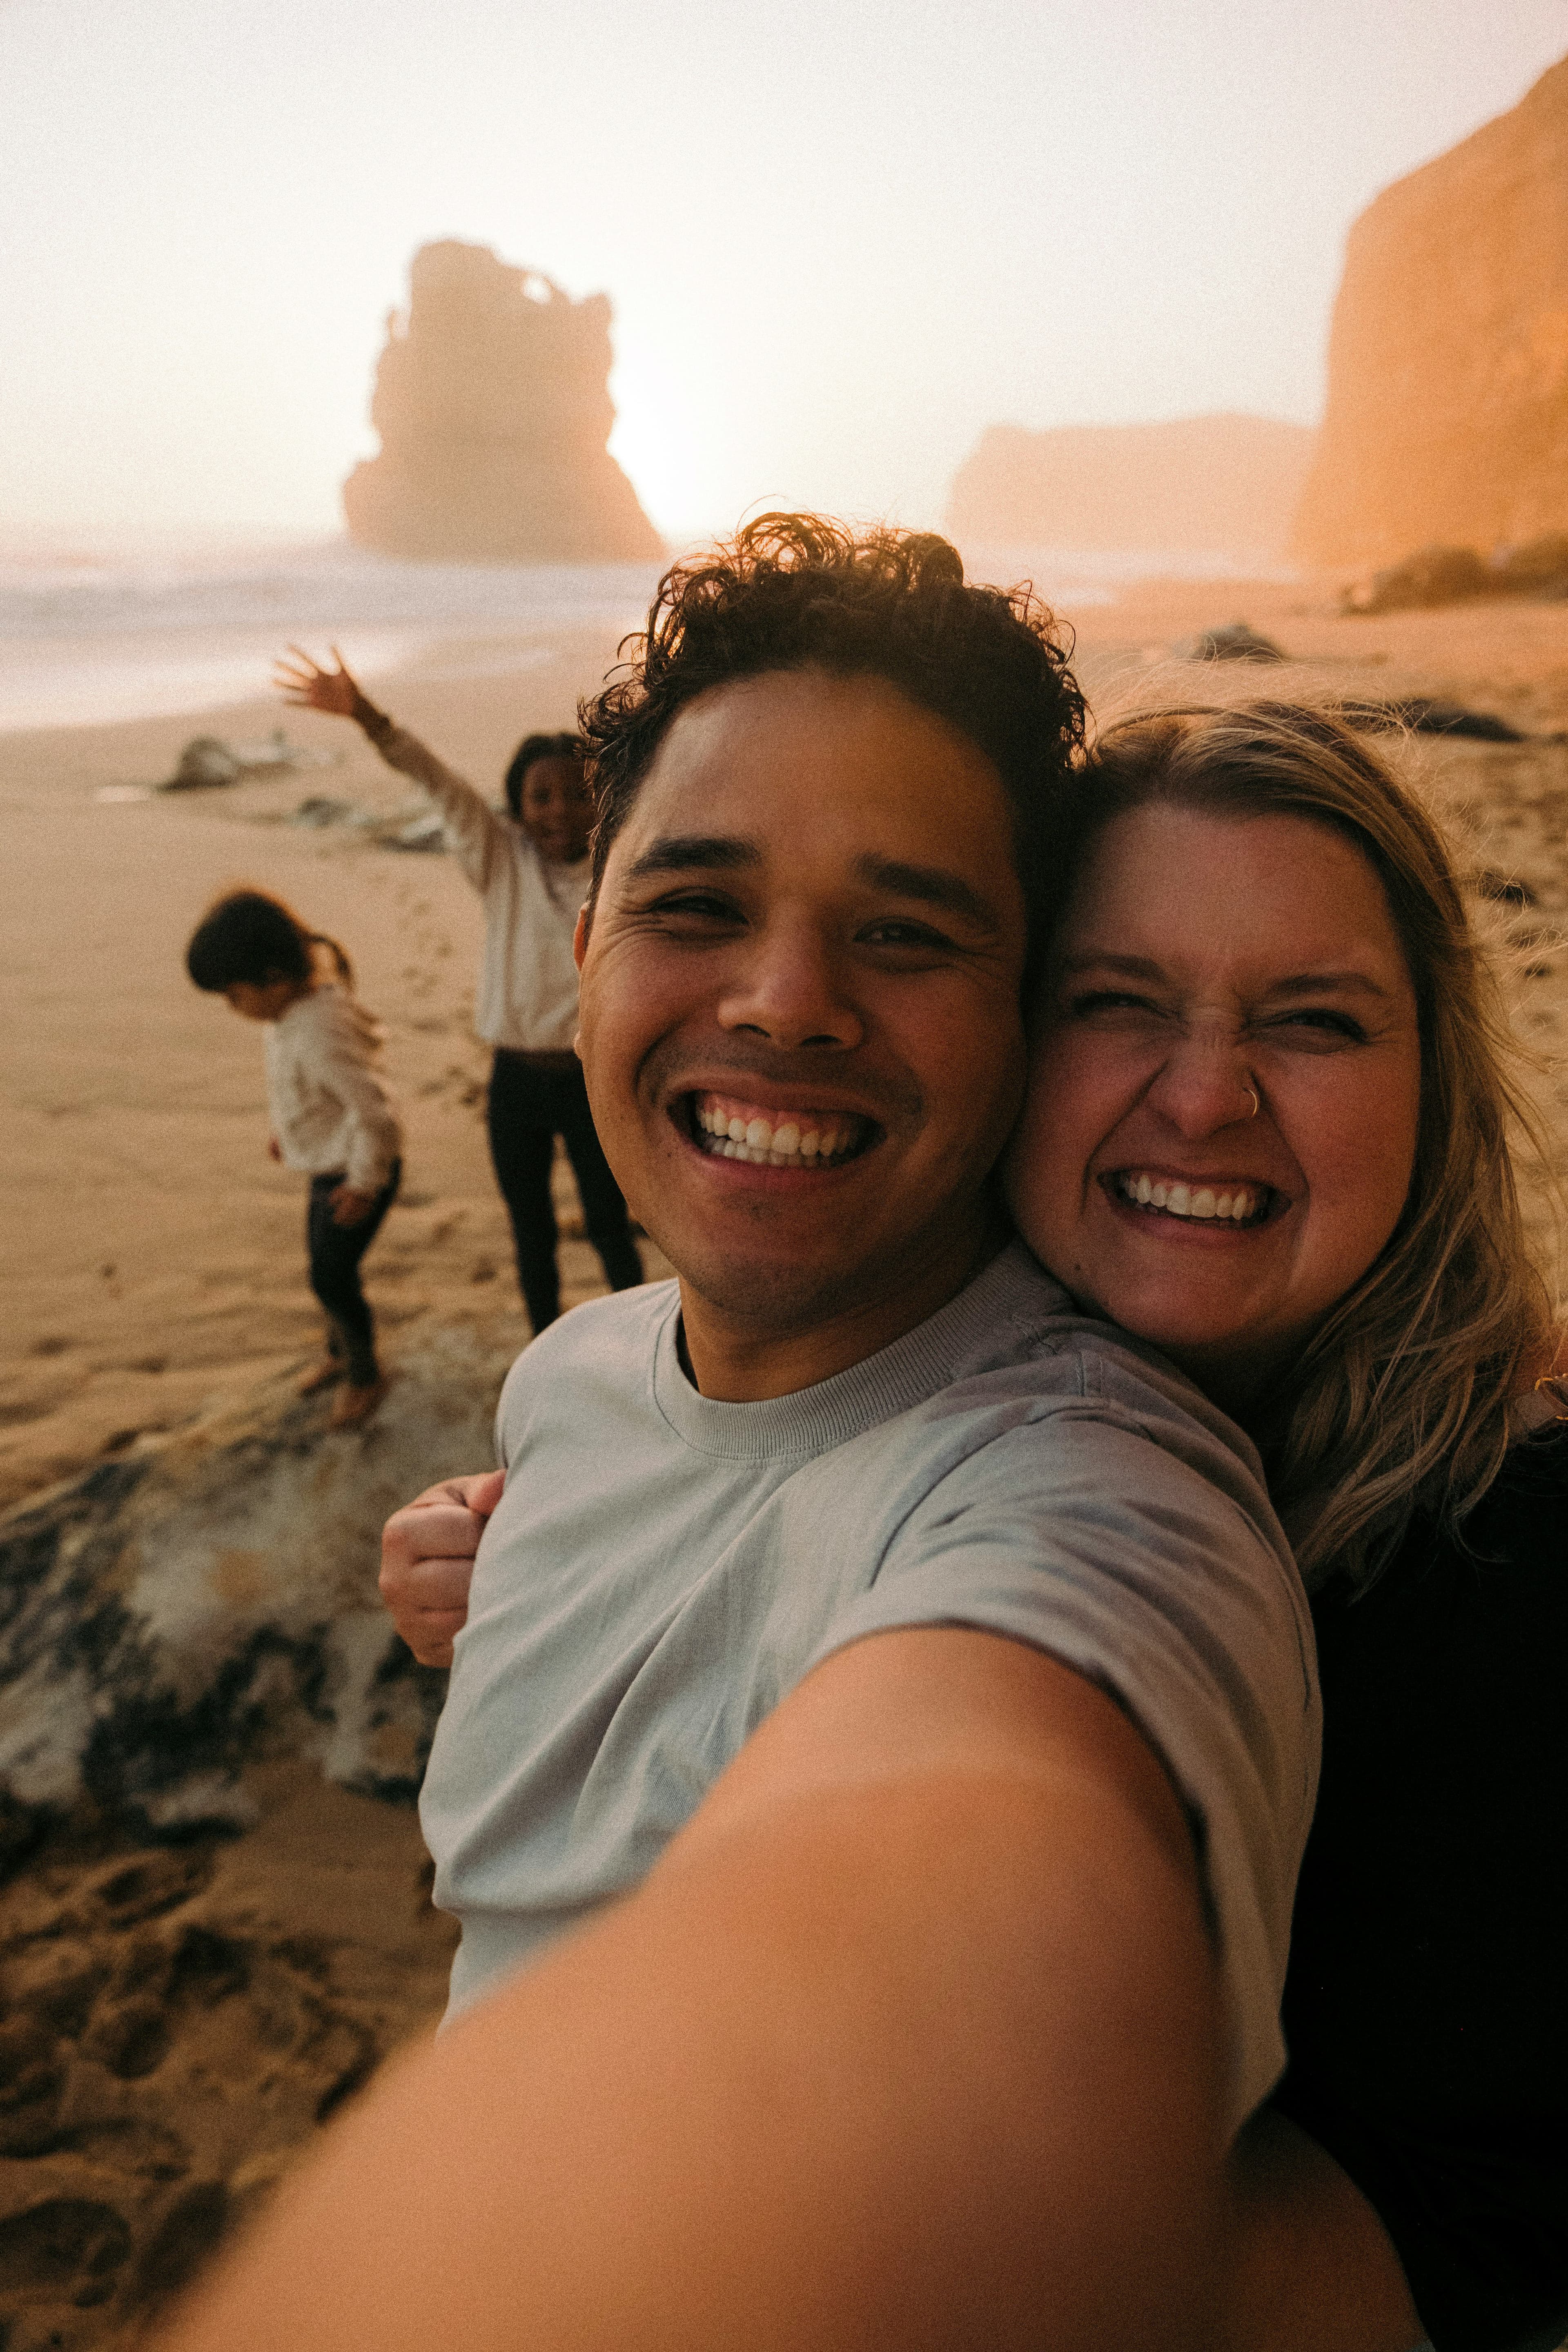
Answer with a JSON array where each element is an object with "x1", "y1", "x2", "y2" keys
[
  {"x1": 504, "y1": 731, "x2": 583, "y2": 820},
  {"x1": 186, "y1": 889, "x2": 352, "y2": 993},
  {"x1": 578, "y1": 515, "x2": 1084, "y2": 939}
]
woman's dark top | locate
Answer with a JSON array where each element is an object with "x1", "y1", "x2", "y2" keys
[{"x1": 1274, "y1": 1419, "x2": 1568, "y2": 2352}]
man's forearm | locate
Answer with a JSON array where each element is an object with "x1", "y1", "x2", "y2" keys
[{"x1": 159, "y1": 1664, "x2": 1229, "y2": 2351}]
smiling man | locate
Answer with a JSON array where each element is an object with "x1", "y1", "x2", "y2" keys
[{"x1": 163, "y1": 520, "x2": 1320, "y2": 2352}]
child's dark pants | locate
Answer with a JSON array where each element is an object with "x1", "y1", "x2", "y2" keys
[
  {"x1": 307, "y1": 1161, "x2": 401, "y2": 1384},
  {"x1": 486, "y1": 1049, "x2": 641, "y2": 1332}
]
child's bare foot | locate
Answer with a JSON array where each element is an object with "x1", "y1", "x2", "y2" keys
[
  {"x1": 298, "y1": 1359, "x2": 344, "y2": 1397},
  {"x1": 329, "y1": 1376, "x2": 388, "y2": 1429}
]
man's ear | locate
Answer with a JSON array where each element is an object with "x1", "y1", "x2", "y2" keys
[{"x1": 573, "y1": 904, "x2": 590, "y2": 972}]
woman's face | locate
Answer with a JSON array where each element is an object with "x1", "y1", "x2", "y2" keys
[{"x1": 1004, "y1": 804, "x2": 1423, "y2": 1409}]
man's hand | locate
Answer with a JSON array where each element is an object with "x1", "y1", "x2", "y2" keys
[
  {"x1": 380, "y1": 1470, "x2": 501, "y2": 1666},
  {"x1": 328, "y1": 1182, "x2": 379, "y2": 1227},
  {"x1": 274, "y1": 642, "x2": 363, "y2": 720}
]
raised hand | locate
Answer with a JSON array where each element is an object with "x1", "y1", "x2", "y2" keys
[
  {"x1": 379, "y1": 1468, "x2": 504, "y2": 1667},
  {"x1": 274, "y1": 642, "x2": 362, "y2": 719}
]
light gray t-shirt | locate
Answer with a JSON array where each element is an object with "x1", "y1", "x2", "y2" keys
[{"x1": 421, "y1": 1243, "x2": 1319, "y2": 2131}]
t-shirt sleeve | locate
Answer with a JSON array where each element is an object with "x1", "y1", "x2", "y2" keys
[{"x1": 807, "y1": 1392, "x2": 1319, "y2": 2139}]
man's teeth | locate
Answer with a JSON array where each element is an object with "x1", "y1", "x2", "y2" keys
[
  {"x1": 693, "y1": 1096, "x2": 861, "y2": 1167},
  {"x1": 1118, "y1": 1172, "x2": 1262, "y2": 1223}
]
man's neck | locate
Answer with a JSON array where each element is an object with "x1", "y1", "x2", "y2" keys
[{"x1": 676, "y1": 1207, "x2": 1010, "y2": 1402}]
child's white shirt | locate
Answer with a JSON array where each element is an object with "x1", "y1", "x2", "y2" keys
[
  {"x1": 264, "y1": 984, "x2": 403, "y2": 1194},
  {"x1": 369, "y1": 725, "x2": 588, "y2": 1053}
]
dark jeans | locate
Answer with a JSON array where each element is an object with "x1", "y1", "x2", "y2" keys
[
  {"x1": 486, "y1": 1049, "x2": 641, "y2": 1331},
  {"x1": 306, "y1": 1160, "x2": 400, "y2": 1385}
]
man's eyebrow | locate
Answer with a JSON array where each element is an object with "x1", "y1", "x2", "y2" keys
[
  {"x1": 623, "y1": 835, "x2": 762, "y2": 882},
  {"x1": 855, "y1": 854, "x2": 1003, "y2": 931},
  {"x1": 1060, "y1": 952, "x2": 1395, "y2": 1000}
]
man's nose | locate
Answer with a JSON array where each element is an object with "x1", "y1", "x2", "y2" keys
[
  {"x1": 715, "y1": 920, "x2": 864, "y2": 1052},
  {"x1": 1143, "y1": 1031, "x2": 1258, "y2": 1136}
]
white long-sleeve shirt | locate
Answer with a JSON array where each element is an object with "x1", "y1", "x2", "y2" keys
[
  {"x1": 264, "y1": 984, "x2": 403, "y2": 1195},
  {"x1": 371, "y1": 725, "x2": 589, "y2": 1054}
]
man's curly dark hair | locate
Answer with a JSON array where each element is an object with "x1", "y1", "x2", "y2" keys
[{"x1": 578, "y1": 514, "x2": 1085, "y2": 933}]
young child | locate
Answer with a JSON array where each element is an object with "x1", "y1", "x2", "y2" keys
[
  {"x1": 273, "y1": 646, "x2": 641, "y2": 1334},
  {"x1": 186, "y1": 889, "x2": 403, "y2": 1428}
]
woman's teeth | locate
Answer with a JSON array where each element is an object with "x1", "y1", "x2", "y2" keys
[
  {"x1": 693, "y1": 1095, "x2": 864, "y2": 1167},
  {"x1": 1116, "y1": 1172, "x2": 1263, "y2": 1224}
]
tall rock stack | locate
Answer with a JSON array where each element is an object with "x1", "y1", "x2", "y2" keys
[
  {"x1": 343, "y1": 240, "x2": 662, "y2": 564},
  {"x1": 1294, "y1": 57, "x2": 1568, "y2": 570}
]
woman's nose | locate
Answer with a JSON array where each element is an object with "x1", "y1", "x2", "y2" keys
[
  {"x1": 1144, "y1": 1033, "x2": 1257, "y2": 1135},
  {"x1": 716, "y1": 922, "x2": 863, "y2": 1052}
]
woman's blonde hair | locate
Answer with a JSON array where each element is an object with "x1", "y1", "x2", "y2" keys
[{"x1": 1056, "y1": 700, "x2": 1559, "y2": 1586}]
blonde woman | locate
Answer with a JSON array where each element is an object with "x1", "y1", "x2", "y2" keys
[{"x1": 1005, "y1": 700, "x2": 1565, "y2": 2352}]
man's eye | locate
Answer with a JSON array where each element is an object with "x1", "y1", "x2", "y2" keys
[
  {"x1": 860, "y1": 920, "x2": 956, "y2": 949},
  {"x1": 647, "y1": 893, "x2": 744, "y2": 922}
]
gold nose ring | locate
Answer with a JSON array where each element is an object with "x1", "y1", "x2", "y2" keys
[{"x1": 1243, "y1": 1081, "x2": 1260, "y2": 1119}]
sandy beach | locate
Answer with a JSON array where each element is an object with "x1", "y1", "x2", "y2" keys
[{"x1": 1, "y1": 572, "x2": 1564, "y2": 2343}]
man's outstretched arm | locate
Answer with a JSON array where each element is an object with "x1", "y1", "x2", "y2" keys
[{"x1": 158, "y1": 1629, "x2": 1229, "y2": 2352}]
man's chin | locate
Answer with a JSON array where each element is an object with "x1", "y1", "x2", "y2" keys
[{"x1": 672, "y1": 1249, "x2": 872, "y2": 1340}]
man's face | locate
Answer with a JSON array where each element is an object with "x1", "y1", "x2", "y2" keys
[{"x1": 575, "y1": 668, "x2": 1029, "y2": 1354}]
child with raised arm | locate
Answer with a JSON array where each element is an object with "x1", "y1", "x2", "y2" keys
[
  {"x1": 186, "y1": 889, "x2": 403, "y2": 1428},
  {"x1": 274, "y1": 647, "x2": 642, "y2": 1333}
]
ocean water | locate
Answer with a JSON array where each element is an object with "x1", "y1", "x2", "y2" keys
[
  {"x1": 0, "y1": 539, "x2": 664, "y2": 734},
  {"x1": 0, "y1": 534, "x2": 1296, "y2": 735}
]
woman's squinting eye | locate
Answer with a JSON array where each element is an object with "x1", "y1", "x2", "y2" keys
[
  {"x1": 1065, "y1": 987, "x2": 1169, "y2": 1020},
  {"x1": 1265, "y1": 1007, "x2": 1371, "y2": 1045}
]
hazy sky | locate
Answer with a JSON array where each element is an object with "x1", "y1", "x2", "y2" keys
[{"x1": 4, "y1": 0, "x2": 1567, "y2": 544}]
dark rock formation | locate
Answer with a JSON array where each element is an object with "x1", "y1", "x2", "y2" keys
[
  {"x1": 1172, "y1": 621, "x2": 1286, "y2": 663},
  {"x1": 1342, "y1": 535, "x2": 1568, "y2": 615},
  {"x1": 944, "y1": 414, "x2": 1316, "y2": 558},
  {"x1": 0, "y1": 1323, "x2": 514, "y2": 1837},
  {"x1": 158, "y1": 731, "x2": 330, "y2": 793},
  {"x1": 1294, "y1": 57, "x2": 1568, "y2": 568},
  {"x1": 343, "y1": 240, "x2": 662, "y2": 564},
  {"x1": 1340, "y1": 697, "x2": 1529, "y2": 744}
]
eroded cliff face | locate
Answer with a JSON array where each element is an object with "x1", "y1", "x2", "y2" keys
[
  {"x1": 343, "y1": 240, "x2": 662, "y2": 564},
  {"x1": 944, "y1": 414, "x2": 1316, "y2": 559},
  {"x1": 1294, "y1": 56, "x2": 1568, "y2": 570}
]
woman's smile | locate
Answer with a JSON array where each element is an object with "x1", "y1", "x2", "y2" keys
[{"x1": 1103, "y1": 1168, "x2": 1276, "y2": 1225}]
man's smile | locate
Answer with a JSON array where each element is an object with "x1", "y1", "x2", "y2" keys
[{"x1": 682, "y1": 1089, "x2": 881, "y2": 1168}]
